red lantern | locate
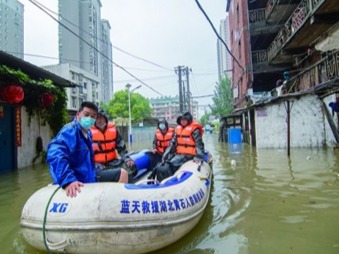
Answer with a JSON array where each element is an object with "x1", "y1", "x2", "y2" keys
[
  {"x1": 0, "y1": 84, "x2": 24, "y2": 104},
  {"x1": 38, "y1": 92, "x2": 54, "y2": 108}
]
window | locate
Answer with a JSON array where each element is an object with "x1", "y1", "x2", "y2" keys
[{"x1": 72, "y1": 97, "x2": 77, "y2": 108}]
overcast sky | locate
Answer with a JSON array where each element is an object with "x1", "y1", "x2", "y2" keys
[{"x1": 21, "y1": 0, "x2": 227, "y2": 112}]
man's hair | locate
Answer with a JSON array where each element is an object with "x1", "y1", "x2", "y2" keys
[{"x1": 79, "y1": 101, "x2": 98, "y2": 113}]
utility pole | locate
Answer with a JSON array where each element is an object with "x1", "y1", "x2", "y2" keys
[
  {"x1": 175, "y1": 66, "x2": 192, "y2": 113},
  {"x1": 175, "y1": 66, "x2": 184, "y2": 112},
  {"x1": 186, "y1": 67, "x2": 191, "y2": 112},
  {"x1": 182, "y1": 80, "x2": 186, "y2": 110}
]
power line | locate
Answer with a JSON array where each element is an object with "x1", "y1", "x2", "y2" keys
[
  {"x1": 194, "y1": 0, "x2": 245, "y2": 72},
  {"x1": 189, "y1": 69, "x2": 200, "y2": 97},
  {"x1": 114, "y1": 75, "x2": 177, "y2": 83},
  {"x1": 21, "y1": 51, "x2": 173, "y2": 74},
  {"x1": 192, "y1": 94, "x2": 214, "y2": 99},
  {"x1": 29, "y1": 0, "x2": 173, "y2": 72},
  {"x1": 112, "y1": 45, "x2": 173, "y2": 71},
  {"x1": 28, "y1": 0, "x2": 163, "y2": 96}
]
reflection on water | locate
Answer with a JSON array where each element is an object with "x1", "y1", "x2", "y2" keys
[{"x1": 1, "y1": 133, "x2": 339, "y2": 253}]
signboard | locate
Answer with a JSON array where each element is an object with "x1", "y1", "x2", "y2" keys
[{"x1": 15, "y1": 107, "x2": 21, "y2": 147}]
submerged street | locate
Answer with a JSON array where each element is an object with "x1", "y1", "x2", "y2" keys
[{"x1": 1, "y1": 133, "x2": 339, "y2": 254}]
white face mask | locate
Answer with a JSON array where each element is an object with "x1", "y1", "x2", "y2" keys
[
  {"x1": 96, "y1": 122, "x2": 107, "y2": 129},
  {"x1": 159, "y1": 123, "x2": 166, "y2": 130}
]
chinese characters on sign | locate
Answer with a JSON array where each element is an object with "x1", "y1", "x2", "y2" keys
[
  {"x1": 120, "y1": 188, "x2": 205, "y2": 214},
  {"x1": 15, "y1": 107, "x2": 21, "y2": 147}
]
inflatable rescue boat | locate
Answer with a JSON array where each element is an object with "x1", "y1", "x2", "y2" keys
[{"x1": 20, "y1": 150, "x2": 213, "y2": 254}]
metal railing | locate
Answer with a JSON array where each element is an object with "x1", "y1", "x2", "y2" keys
[{"x1": 267, "y1": 0, "x2": 325, "y2": 62}]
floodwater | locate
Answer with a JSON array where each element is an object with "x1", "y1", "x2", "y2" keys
[{"x1": 1, "y1": 133, "x2": 339, "y2": 254}]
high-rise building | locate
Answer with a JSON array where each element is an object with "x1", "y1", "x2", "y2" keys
[
  {"x1": 217, "y1": 17, "x2": 231, "y2": 80},
  {"x1": 0, "y1": 0, "x2": 24, "y2": 59},
  {"x1": 58, "y1": 0, "x2": 113, "y2": 104},
  {"x1": 100, "y1": 19, "x2": 113, "y2": 103}
]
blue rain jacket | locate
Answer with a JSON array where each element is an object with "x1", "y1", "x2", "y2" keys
[{"x1": 47, "y1": 118, "x2": 97, "y2": 187}]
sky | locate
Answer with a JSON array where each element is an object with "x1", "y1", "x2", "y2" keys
[{"x1": 21, "y1": 0, "x2": 228, "y2": 113}]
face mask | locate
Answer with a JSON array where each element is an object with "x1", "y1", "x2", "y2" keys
[
  {"x1": 96, "y1": 122, "x2": 107, "y2": 129},
  {"x1": 79, "y1": 117, "x2": 95, "y2": 129},
  {"x1": 159, "y1": 124, "x2": 166, "y2": 130}
]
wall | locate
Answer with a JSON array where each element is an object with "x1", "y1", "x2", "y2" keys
[
  {"x1": 255, "y1": 95, "x2": 336, "y2": 148},
  {"x1": 17, "y1": 107, "x2": 52, "y2": 168}
]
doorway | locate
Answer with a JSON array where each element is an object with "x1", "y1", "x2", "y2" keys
[{"x1": 0, "y1": 104, "x2": 16, "y2": 173}]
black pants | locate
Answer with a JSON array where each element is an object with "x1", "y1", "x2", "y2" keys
[{"x1": 156, "y1": 154, "x2": 193, "y2": 182}]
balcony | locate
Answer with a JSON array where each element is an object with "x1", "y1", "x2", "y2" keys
[
  {"x1": 288, "y1": 50, "x2": 339, "y2": 95},
  {"x1": 267, "y1": 0, "x2": 339, "y2": 64},
  {"x1": 249, "y1": 8, "x2": 282, "y2": 36},
  {"x1": 265, "y1": 0, "x2": 300, "y2": 25}
]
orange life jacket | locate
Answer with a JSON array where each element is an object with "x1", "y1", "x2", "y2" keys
[
  {"x1": 90, "y1": 123, "x2": 118, "y2": 164},
  {"x1": 175, "y1": 121, "x2": 203, "y2": 156},
  {"x1": 155, "y1": 127, "x2": 175, "y2": 154}
]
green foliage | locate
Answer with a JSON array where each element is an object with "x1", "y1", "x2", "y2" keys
[
  {"x1": 199, "y1": 113, "x2": 211, "y2": 127},
  {"x1": 106, "y1": 89, "x2": 152, "y2": 124},
  {"x1": 0, "y1": 65, "x2": 30, "y2": 83},
  {"x1": 46, "y1": 88, "x2": 68, "y2": 136},
  {"x1": 0, "y1": 65, "x2": 68, "y2": 136},
  {"x1": 210, "y1": 76, "x2": 234, "y2": 118}
]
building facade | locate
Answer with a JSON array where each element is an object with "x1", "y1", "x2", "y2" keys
[
  {"x1": 0, "y1": 0, "x2": 23, "y2": 59},
  {"x1": 150, "y1": 96, "x2": 199, "y2": 124},
  {"x1": 58, "y1": 0, "x2": 113, "y2": 104},
  {"x1": 217, "y1": 17, "x2": 232, "y2": 80},
  {"x1": 226, "y1": 0, "x2": 339, "y2": 148},
  {"x1": 43, "y1": 63, "x2": 100, "y2": 111}
]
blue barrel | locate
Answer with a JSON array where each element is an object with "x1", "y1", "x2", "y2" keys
[{"x1": 228, "y1": 128, "x2": 242, "y2": 144}]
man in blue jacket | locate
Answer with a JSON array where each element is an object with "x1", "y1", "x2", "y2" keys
[{"x1": 47, "y1": 101, "x2": 128, "y2": 198}]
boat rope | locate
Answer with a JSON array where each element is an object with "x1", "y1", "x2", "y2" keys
[{"x1": 43, "y1": 186, "x2": 61, "y2": 253}]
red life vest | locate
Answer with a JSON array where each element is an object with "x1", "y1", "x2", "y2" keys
[
  {"x1": 155, "y1": 127, "x2": 175, "y2": 154},
  {"x1": 175, "y1": 121, "x2": 203, "y2": 156},
  {"x1": 90, "y1": 123, "x2": 118, "y2": 164}
]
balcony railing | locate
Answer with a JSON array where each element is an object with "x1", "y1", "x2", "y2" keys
[
  {"x1": 267, "y1": 0, "x2": 325, "y2": 62},
  {"x1": 289, "y1": 50, "x2": 339, "y2": 93},
  {"x1": 252, "y1": 50, "x2": 268, "y2": 64},
  {"x1": 265, "y1": 0, "x2": 279, "y2": 20},
  {"x1": 249, "y1": 8, "x2": 266, "y2": 24}
]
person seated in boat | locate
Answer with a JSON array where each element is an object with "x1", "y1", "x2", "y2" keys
[
  {"x1": 90, "y1": 107, "x2": 135, "y2": 183},
  {"x1": 47, "y1": 102, "x2": 129, "y2": 198},
  {"x1": 152, "y1": 111, "x2": 205, "y2": 182},
  {"x1": 151, "y1": 118, "x2": 175, "y2": 167}
]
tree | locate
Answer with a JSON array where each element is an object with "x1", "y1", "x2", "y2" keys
[
  {"x1": 104, "y1": 90, "x2": 152, "y2": 124},
  {"x1": 199, "y1": 113, "x2": 211, "y2": 127},
  {"x1": 210, "y1": 76, "x2": 234, "y2": 118}
]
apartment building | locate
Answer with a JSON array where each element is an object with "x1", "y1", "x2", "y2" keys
[
  {"x1": 150, "y1": 96, "x2": 199, "y2": 124},
  {"x1": 58, "y1": 0, "x2": 113, "y2": 104},
  {"x1": 227, "y1": 0, "x2": 339, "y2": 148},
  {"x1": 0, "y1": 0, "x2": 23, "y2": 59},
  {"x1": 217, "y1": 17, "x2": 232, "y2": 80}
]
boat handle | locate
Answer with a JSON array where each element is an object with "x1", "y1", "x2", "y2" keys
[
  {"x1": 135, "y1": 179, "x2": 160, "y2": 185},
  {"x1": 46, "y1": 238, "x2": 69, "y2": 251}
]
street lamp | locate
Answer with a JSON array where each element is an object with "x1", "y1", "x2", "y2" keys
[{"x1": 126, "y1": 83, "x2": 141, "y2": 148}]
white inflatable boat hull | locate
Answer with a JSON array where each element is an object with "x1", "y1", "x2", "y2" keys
[{"x1": 20, "y1": 160, "x2": 212, "y2": 254}]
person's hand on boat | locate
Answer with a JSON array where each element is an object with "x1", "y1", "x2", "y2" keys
[
  {"x1": 65, "y1": 181, "x2": 84, "y2": 198},
  {"x1": 125, "y1": 159, "x2": 134, "y2": 168},
  {"x1": 193, "y1": 158, "x2": 202, "y2": 165}
]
